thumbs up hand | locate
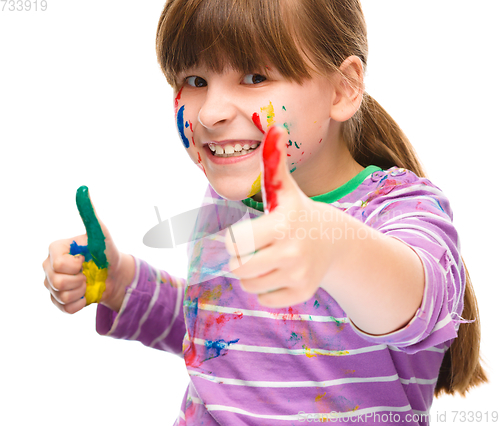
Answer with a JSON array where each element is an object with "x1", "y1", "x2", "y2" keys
[
  {"x1": 43, "y1": 187, "x2": 134, "y2": 313},
  {"x1": 225, "y1": 126, "x2": 338, "y2": 308}
]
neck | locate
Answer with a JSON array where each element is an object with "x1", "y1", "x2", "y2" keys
[{"x1": 253, "y1": 126, "x2": 364, "y2": 202}]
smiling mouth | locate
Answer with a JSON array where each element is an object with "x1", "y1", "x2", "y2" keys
[{"x1": 208, "y1": 142, "x2": 261, "y2": 157}]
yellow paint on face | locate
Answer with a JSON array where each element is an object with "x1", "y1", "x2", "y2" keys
[
  {"x1": 260, "y1": 102, "x2": 275, "y2": 128},
  {"x1": 247, "y1": 173, "x2": 262, "y2": 197},
  {"x1": 82, "y1": 259, "x2": 107, "y2": 305}
]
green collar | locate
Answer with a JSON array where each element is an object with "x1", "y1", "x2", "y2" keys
[{"x1": 241, "y1": 165, "x2": 382, "y2": 212}]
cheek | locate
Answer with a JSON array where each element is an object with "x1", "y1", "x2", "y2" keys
[
  {"x1": 175, "y1": 105, "x2": 194, "y2": 149},
  {"x1": 174, "y1": 105, "x2": 203, "y2": 168}
]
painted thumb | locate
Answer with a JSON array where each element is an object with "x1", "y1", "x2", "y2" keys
[
  {"x1": 261, "y1": 125, "x2": 296, "y2": 214},
  {"x1": 76, "y1": 186, "x2": 109, "y2": 268}
]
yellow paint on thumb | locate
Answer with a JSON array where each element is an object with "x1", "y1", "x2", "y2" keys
[{"x1": 82, "y1": 260, "x2": 107, "y2": 305}]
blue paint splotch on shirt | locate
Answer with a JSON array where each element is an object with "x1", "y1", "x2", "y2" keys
[
  {"x1": 204, "y1": 338, "x2": 240, "y2": 360},
  {"x1": 176, "y1": 105, "x2": 190, "y2": 148}
]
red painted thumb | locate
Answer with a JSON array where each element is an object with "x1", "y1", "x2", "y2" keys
[{"x1": 261, "y1": 125, "x2": 297, "y2": 214}]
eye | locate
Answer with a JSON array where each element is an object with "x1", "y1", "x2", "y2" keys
[
  {"x1": 242, "y1": 74, "x2": 267, "y2": 85},
  {"x1": 186, "y1": 76, "x2": 207, "y2": 88}
]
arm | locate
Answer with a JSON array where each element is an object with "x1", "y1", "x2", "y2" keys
[
  {"x1": 318, "y1": 175, "x2": 464, "y2": 350},
  {"x1": 229, "y1": 165, "x2": 463, "y2": 352},
  {"x1": 97, "y1": 256, "x2": 186, "y2": 355},
  {"x1": 318, "y1": 206, "x2": 425, "y2": 336}
]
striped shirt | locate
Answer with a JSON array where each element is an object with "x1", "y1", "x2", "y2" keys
[{"x1": 96, "y1": 165, "x2": 465, "y2": 425}]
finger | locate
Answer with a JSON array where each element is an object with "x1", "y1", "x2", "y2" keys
[
  {"x1": 50, "y1": 293, "x2": 86, "y2": 314},
  {"x1": 47, "y1": 238, "x2": 86, "y2": 275},
  {"x1": 239, "y1": 268, "x2": 283, "y2": 295},
  {"x1": 261, "y1": 125, "x2": 301, "y2": 214},
  {"x1": 76, "y1": 186, "x2": 109, "y2": 269},
  {"x1": 257, "y1": 287, "x2": 305, "y2": 308},
  {"x1": 228, "y1": 242, "x2": 292, "y2": 279},
  {"x1": 45, "y1": 277, "x2": 86, "y2": 305},
  {"x1": 44, "y1": 265, "x2": 86, "y2": 292},
  {"x1": 224, "y1": 213, "x2": 288, "y2": 257}
]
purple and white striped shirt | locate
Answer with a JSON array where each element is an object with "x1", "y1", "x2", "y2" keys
[{"x1": 96, "y1": 166, "x2": 465, "y2": 425}]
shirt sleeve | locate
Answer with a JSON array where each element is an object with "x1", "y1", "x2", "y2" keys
[
  {"x1": 350, "y1": 172, "x2": 466, "y2": 354},
  {"x1": 96, "y1": 256, "x2": 186, "y2": 355}
]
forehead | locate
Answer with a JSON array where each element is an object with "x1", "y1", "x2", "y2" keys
[{"x1": 157, "y1": 0, "x2": 312, "y2": 86}]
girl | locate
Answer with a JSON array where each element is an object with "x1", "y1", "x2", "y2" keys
[{"x1": 43, "y1": 0, "x2": 487, "y2": 424}]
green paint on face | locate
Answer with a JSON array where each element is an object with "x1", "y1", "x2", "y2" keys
[
  {"x1": 294, "y1": 141, "x2": 300, "y2": 149},
  {"x1": 290, "y1": 167, "x2": 296, "y2": 173},
  {"x1": 76, "y1": 186, "x2": 108, "y2": 269},
  {"x1": 283, "y1": 123, "x2": 290, "y2": 134}
]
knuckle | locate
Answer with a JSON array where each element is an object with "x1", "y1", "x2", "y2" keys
[
  {"x1": 65, "y1": 304, "x2": 78, "y2": 315},
  {"x1": 58, "y1": 291, "x2": 70, "y2": 305},
  {"x1": 51, "y1": 275, "x2": 64, "y2": 291},
  {"x1": 52, "y1": 257, "x2": 65, "y2": 272}
]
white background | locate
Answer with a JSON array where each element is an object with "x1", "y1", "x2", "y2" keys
[{"x1": 1, "y1": 1, "x2": 498, "y2": 424}]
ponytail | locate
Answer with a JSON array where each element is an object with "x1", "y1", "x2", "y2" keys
[{"x1": 344, "y1": 93, "x2": 488, "y2": 396}]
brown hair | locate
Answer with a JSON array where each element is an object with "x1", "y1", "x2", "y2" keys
[{"x1": 156, "y1": 0, "x2": 487, "y2": 396}]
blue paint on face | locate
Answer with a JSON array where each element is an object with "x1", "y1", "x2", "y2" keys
[{"x1": 176, "y1": 105, "x2": 190, "y2": 148}]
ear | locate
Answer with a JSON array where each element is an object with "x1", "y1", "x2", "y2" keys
[{"x1": 330, "y1": 55, "x2": 365, "y2": 123}]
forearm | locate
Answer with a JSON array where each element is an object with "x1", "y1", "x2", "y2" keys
[
  {"x1": 319, "y1": 205, "x2": 425, "y2": 335},
  {"x1": 96, "y1": 257, "x2": 187, "y2": 354}
]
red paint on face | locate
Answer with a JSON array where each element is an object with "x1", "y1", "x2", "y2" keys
[
  {"x1": 262, "y1": 126, "x2": 283, "y2": 213},
  {"x1": 174, "y1": 87, "x2": 183, "y2": 113},
  {"x1": 252, "y1": 113, "x2": 265, "y2": 134},
  {"x1": 197, "y1": 151, "x2": 207, "y2": 176}
]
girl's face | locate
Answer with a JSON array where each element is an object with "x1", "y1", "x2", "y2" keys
[{"x1": 173, "y1": 64, "x2": 340, "y2": 201}]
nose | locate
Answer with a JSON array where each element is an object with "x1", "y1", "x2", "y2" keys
[{"x1": 197, "y1": 87, "x2": 237, "y2": 130}]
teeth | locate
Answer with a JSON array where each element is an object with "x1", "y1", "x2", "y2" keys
[{"x1": 209, "y1": 142, "x2": 261, "y2": 157}]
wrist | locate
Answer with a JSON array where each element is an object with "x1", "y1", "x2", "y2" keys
[{"x1": 102, "y1": 253, "x2": 136, "y2": 312}]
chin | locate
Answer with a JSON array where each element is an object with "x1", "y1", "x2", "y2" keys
[{"x1": 207, "y1": 179, "x2": 259, "y2": 202}]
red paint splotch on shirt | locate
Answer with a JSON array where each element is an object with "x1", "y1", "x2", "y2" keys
[
  {"x1": 216, "y1": 312, "x2": 244, "y2": 325},
  {"x1": 262, "y1": 126, "x2": 283, "y2": 213}
]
